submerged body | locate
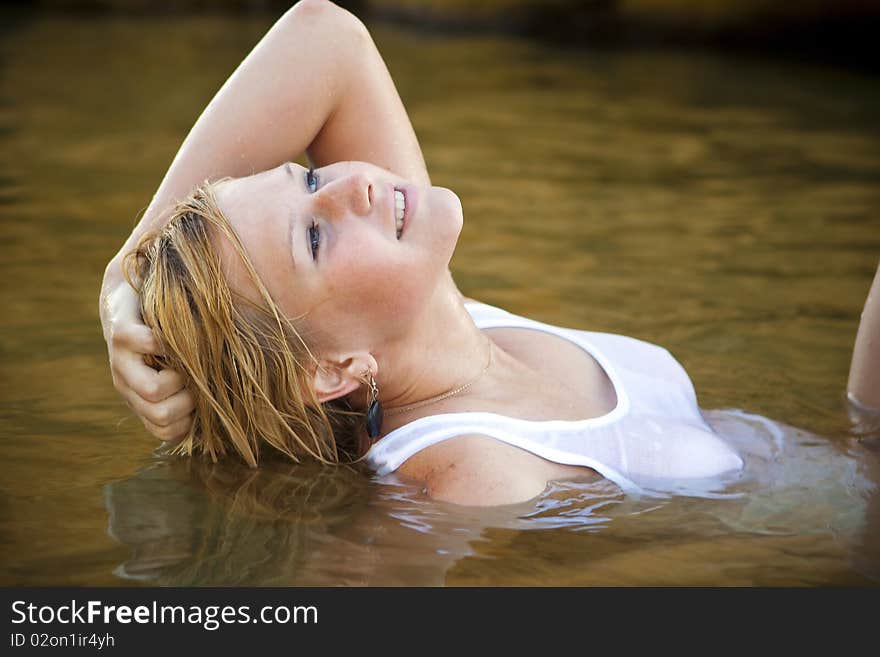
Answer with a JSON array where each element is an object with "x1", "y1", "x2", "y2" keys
[
  {"x1": 100, "y1": 0, "x2": 880, "y2": 509},
  {"x1": 370, "y1": 300, "x2": 744, "y2": 503}
]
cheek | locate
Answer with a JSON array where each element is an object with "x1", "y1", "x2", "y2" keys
[
  {"x1": 332, "y1": 251, "x2": 419, "y2": 310},
  {"x1": 326, "y1": 243, "x2": 428, "y2": 330}
]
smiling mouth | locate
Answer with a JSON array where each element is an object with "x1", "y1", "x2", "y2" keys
[{"x1": 394, "y1": 189, "x2": 406, "y2": 238}]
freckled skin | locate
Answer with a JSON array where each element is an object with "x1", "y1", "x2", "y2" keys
[{"x1": 213, "y1": 160, "x2": 463, "y2": 356}]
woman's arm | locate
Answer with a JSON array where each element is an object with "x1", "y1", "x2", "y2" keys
[
  {"x1": 107, "y1": 0, "x2": 429, "y2": 278},
  {"x1": 848, "y1": 260, "x2": 880, "y2": 411},
  {"x1": 100, "y1": 0, "x2": 442, "y2": 442}
]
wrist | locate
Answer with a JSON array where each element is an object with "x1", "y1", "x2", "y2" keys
[
  {"x1": 99, "y1": 255, "x2": 126, "y2": 322},
  {"x1": 101, "y1": 254, "x2": 125, "y2": 295}
]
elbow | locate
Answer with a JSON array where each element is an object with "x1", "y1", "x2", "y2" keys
[
  {"x1": 285, "y1": 0, "x2": 336, "y2": 17},
  {"x1": 280, "y1": 0, "x2": 368, "y2": 38}
]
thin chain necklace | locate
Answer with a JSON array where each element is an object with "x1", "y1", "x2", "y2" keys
[{"x1": 383, "y1": 339, "x2": 494, "y2": 417}]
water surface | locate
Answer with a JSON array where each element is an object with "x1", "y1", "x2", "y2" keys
[{"x1": 1, "y1": 11, "x2": 879, "y2": 585}]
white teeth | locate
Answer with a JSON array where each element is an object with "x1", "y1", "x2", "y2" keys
[{"x1": 394, "y1": 189, "x2": 405, "y2": 237}]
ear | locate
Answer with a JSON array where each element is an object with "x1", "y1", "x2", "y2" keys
[{"x1": 312, "y1": 351, "x2": 378, "y2": 404}]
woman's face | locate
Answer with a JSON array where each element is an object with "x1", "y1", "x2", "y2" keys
[{"x1": 212, "y1": 161, "x2": 463, "y2": 353}]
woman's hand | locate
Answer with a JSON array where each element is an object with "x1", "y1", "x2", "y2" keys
[{"x1": 102, "y1": 275, "x2": 195, "y2": 442}]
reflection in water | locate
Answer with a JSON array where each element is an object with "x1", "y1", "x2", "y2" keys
[
  {"x1": 105, "y1": 457, "x2": 480, "y2": 586},
  {"x1": 106, "y1": 459, "x2": 374, "y2": 585},
  {"x1": 103, "y1": 457, "x2": 624, "y2": 585},
  {"x1": 104, "y1": 409, "x2": 879, "y2": 586},
  {"x1": 2, "y1": 11, "x2": 880, "y2": 585}
]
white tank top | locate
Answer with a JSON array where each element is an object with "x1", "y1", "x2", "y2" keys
[{"x1": 365, "y1": 301, "x2": 744, "y2": 494}]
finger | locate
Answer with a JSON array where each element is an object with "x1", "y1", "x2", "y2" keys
[
  {"x1": 129, "y1": 386, "x2": 196, "y2": 429},
  {"x1": 111, "y1": 322, "x2": 161, "y2": 355},
  {"x1": 119, "y1": 352, "x2": 187, "y2": 403},
  {"x1": 140, "y1": 413, "x2": 193, "y2": 444},
  {"x1": 153, "y1": 367, "x2": 188, "y2": 396}
]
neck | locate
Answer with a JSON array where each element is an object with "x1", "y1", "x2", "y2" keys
[{"x1": 356, "y1": 272, "x2": 491, "y2": 418}]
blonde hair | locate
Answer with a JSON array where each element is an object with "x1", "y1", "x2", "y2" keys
[{"x1": 124, "y1": 182, "x2": 366, "y2": 467}]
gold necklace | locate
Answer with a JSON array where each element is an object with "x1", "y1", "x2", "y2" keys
[{"x1": 383, "y1": 339, "x2": 494, "y2": 417}]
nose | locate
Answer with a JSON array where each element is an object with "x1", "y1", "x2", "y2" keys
[{"x1": 311, "y1": 173, "x2": 372, "y2": 221}]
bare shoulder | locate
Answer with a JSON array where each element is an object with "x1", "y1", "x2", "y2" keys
[{"x1": 396, "y1": 434, "x2": 550, "y2": 507}]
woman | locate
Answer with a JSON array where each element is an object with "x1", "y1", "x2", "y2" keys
[{"x1": 100, "y1": 0, "x2": 880, "y2": 506}]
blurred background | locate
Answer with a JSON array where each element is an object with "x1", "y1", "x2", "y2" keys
[
  {"x1": 14, "y1": 0, "x2": 880, "y2": 72},
  {"x1": 1, "y1": 0, "x2": 879, "y2": 585}
]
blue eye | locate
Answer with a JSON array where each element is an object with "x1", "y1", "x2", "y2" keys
[
  {"x1": 308, "y1": 219, "x2": 320, "y2": 259},
  {"x1": 306, "y1": 166, "x2": 318, "y2": 193}
]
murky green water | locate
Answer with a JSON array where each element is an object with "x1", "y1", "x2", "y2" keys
[{"x1": 1, "y1": 11, "x2": 879, "y2": 586}]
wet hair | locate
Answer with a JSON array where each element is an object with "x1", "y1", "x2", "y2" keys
[{"x1": 124, "y1": 181, "x2": 366, "y2": 467}]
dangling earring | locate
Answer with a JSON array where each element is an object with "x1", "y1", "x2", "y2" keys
[{"x1": 365, "y1": 372, "x2": 383, "y2": 440}]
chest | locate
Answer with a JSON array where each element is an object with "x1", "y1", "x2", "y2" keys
[
  {"x1": 481, "y1": 326, "x2": 619, "y2": 422},
  {"x1": 388, "y1": 325, "x2": 620, "y2": 490}
]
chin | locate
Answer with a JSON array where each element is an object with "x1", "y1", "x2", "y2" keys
[{"x1": 432, "y1": 186, "x2": 464, "y2": 241}]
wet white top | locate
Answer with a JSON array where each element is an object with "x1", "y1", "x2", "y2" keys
[{"x1": 364, "y1": 301, "x2": 744, "y2": 493}]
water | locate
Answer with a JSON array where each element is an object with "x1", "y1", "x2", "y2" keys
[{"x1": 1, "y1": 10, "x2": 879, "y2": 586}]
